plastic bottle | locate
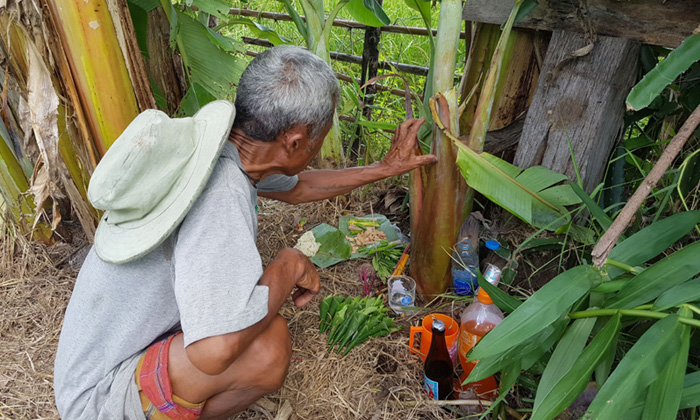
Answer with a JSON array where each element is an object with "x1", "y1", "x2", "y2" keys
[
  {"x1": 423, "y1": 319, "x2": 454, "y2": 400},
  {"x1": 456, "y1": 264, "x2": 504, "y2": 400},
  {"x1": 451, "y1": 238, "x2": 479, "y2": 296}
]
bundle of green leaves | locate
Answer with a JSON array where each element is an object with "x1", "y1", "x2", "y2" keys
[{"x1": 319, "y1": 295, "x2": 401, "y2": 357}]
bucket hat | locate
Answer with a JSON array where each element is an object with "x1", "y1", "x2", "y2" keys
[{"x1": 88, "y1": 100, "x2": 235, "y2": 264}]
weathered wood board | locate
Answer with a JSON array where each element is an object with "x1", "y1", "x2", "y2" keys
[
  {"x1": 463, "y1": 0, "x2": 699, "y2": 48},
  {"x1": 513, "y1": 30, "x2": 640, "y2": 193}
]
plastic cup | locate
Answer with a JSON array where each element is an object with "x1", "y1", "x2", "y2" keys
[{"x1": 388, "y1": 275, "x2": 416, "y2": 315}]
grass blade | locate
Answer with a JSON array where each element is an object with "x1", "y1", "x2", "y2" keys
[
  {"x1": 583, "y1": 315, "x2": 685, "y2": 420},
  {"x1": 606, "y1": 210, "x2": 700, "y2": 279},
  {"x1": 653, "y1": 276, "x2": 700, "y2": 311},
  {"x1": 470, "y1": 265, "x2": 600, "y2": 360},
  {"x1": 605, "y1": 240, "x2": 700, "y2": 309},
  {"x1": 569, "y1": 181, "x2": 613, "y2": 232},
  {"x1": 533, "y1": 317, "x2": 596, "y2": 412},
  {"x1": 531, "y1": 313, "x2": 621, "y2": 420},
  {"x1": 641, "y1": 307, "x2": 691, "y2": 420}
]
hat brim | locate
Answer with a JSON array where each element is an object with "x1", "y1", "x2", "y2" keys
[{"x1": 94, "y1": 100, "x2": 235, "y2": 264}]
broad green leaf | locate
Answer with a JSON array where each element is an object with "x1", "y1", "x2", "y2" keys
[
  {"x1": 470, "y1": 265, "x2": 600, "y2": 360},
  {"x1": 308, "y1": 223, "x2": 353, "y2": 268},
  {"x1": 641, "y1": 307, "x2": 691, "y2": 420},
  {"x1": 222, "y1": 17, "x2": 293, "y2": 46},
  {"x1": 149, "y1": 77, "x2": 168, "y2": 111},
  {"x1": 680, "y1": 371, "x2": 700, "y2": 409},
  {"x1": 455, "y1": 143, "x2": 580, "y2": 230},
  {"x1": 653, "y1": 276, "x2": 700, "y2": 311},
  {"x1": 127, "y1": 0, "x2": 160, "y2": 11},
  {"x1": 594, "y1": 323, "x2": 619, "y2": 388},
  {"x1": 605, "y1": 240, "x2": 700, "y2": 309},
  {"x1": 477, "y1": 273, "x2": 521, "y2": 313},
  {"x1": 606, "y1": 210, "x2": 700, "y2": 279},
  {"x1": 532, "y1": 313, "x2": 621, "y2": 420},
  {"x1": 591, "y1": 278, "x2": 629, "y2": 294},
  {"x1": 345, "y1": 0, "x2": 390, "y2": 27},
  {"x1": 583, "y1": 315, "x2": 684, "y2": 419},
  {"x1": 512, "y1": 0, "x2": 536, "y2": 25},
  {"x1": 177, "y1": 82, "x2": 216, "y2": 116},
  {"x1": 338, "y1": 214, "x2": 400, "y2": 258},
  {"x1": 176, "y1": 11, "x2": 246, "y2": 98},
  {"x1": 569, "y1": 182, "x2": 613, "y2": 232},
  {"x1": 191, "y1": 0, "x2": 230, "y2": 19},
  {"x1": 534, "y1": 317, "x2": 596, "y2": 412},
  {"x1": 626, "y1": 33, "x2": 700, "y2": 110}
]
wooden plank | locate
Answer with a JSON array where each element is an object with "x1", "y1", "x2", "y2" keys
[
  {"x1": 463, "y1": 0, "x2": 699, "y2": 48},
  {"x1": 513, "y1": 30, "x2": 640, "y2": 193}
]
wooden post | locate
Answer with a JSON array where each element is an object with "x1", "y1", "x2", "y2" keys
[{"x1": 513, "y1": 30, "x2": 639, "y2": 193}]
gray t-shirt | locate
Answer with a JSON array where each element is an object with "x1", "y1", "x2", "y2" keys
[{"x1": 54, "y1": 141, "x2": 298, "y2": 420}]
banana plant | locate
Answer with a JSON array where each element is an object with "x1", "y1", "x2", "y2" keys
[{"x1": 278, "y1": 0, "x2": 390, "y2": 166}]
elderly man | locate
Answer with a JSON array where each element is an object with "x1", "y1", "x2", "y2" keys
[{"x1": 54, "y1": 45, "x2": 436, "y2": 420}]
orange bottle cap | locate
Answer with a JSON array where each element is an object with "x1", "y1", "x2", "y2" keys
[{"x1": 477, "y1": 287, "x2": 493, "y2": 304}]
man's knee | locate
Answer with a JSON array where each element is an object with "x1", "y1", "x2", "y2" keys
[{"x1": 250, "y1": 315, "x2": 291, "y2": 392}]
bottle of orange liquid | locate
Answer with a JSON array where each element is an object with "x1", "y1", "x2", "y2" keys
[{"x1": 457, "y1": 264, "x2": 504, "y2": 400}]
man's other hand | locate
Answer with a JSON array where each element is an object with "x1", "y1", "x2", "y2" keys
[
  {"x1": 276, "y1": 248, "x2": 320, "y2": 307},
  {"x1": 380, "y1": 118, "x2": 438, "y2": 175}
]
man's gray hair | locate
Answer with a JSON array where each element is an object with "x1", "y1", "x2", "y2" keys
[{"x1": 233, "y1": 45, "x2": 340, "y2": 144}]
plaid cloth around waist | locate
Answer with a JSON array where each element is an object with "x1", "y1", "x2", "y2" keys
[{"x1": 136, "y1": 333, "x2": 204, "y2": 420}]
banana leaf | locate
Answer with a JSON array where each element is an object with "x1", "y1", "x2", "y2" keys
[
  {"x1": 174, "y1": 10, "x2": 246, "y2": 99},
  {"x1": 454, "y1": 141, "x2": 580, "y2": 230},
  {"x1": 626, "y1": 33, "x2": 700, "y2": 111},
  {"x1": 307, "y1": 224, "x2": 353, "y2": 268}
]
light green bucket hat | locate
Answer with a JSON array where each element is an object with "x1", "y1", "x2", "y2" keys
[{"x1": 88, "y1": 100, "x2": 235, "y2": 264}]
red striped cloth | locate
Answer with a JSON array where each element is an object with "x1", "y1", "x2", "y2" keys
[{"x1": 138, "y1": 333, "x2": 203, "y2": 420}]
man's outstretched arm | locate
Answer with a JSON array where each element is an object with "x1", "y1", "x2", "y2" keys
[{"x1": 259, "y1": 118, "x2": 437, "y2": 204}]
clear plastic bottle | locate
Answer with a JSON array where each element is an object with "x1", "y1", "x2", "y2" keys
[
  {"x1": 457, "y1": 265, "x2": 504, "y2": 400},
  {"x1": 451, "y1": 239, "x2": 478, "y2": 295}
]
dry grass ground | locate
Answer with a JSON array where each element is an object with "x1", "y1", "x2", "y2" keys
[{"x1": 0, "y1": 196, "x2": 489, "y2": 420}]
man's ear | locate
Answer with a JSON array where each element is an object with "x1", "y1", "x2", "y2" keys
[{"x1": 279, "y1": 125, "x2": 308, "y2": 153}]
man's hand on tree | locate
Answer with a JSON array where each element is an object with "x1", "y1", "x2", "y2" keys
[{"x1": 379, "y1": 118, "x2": 438, "y2": 175}]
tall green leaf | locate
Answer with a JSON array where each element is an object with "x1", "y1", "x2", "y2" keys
[
  {"x1": 455, "y1": 143, "x2": 580, "y2": 230},
  {"x1": 533, "y1": 317, "x2": 596, "y2": 413},
  {"x1": 531, "y1": 314, "x2": 621, "y2": 420},
  {"x1": 641, "y1": 307, "x2": 691, "y2": 420},
  {"x1": 606, "y1": 210, "x2": 700, "y2": 279},
  {"x1": 583, "y1": 315, "x2": 684, "y2": 419},
  {"x1": 345, "y1": 0, "x2": 390, "y2": 27},
  {"x1": 569, "y1": 182, "x2": 614, "y2": 232},
  {"x1": 653, "y1": 276, "x2": 700, "y2": 311},
  {"x1": 626, "y1": 33, "x2": 700, "y2": 111},
  {"x1": 176, "y1": 11, "x2": 246, "y2": 98},
  {"x1": 605, "y1": 240, "x2": 700, "y2": 309},
  {"x1": 477, "y1": 273, "x2": 521, "y2": 313},
  {"x1": 470, "y1": 265, "x2": 600, "y2": 360}
]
